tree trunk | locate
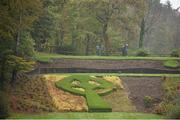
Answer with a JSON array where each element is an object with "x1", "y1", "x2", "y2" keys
[
  {"x1": 11, "y1": 70, "x2": 17, "y2": 86},
  {"x1": 102, "y1": 23, "x2": 110, "y2": 55},
  {"x1": 11, "y1": 13, "x2": 22, "y2": 86},
  {"x1": 15, "y1": 30, "x2": 21, "y2": 55},
  {"x1": 85, "y1": 34, "x2": 90, "y2": 56},
  {"x1": 71, "y1": 31, "x2": 76, "y2": 48},
  {"x1": 0, "y1": 61, "x2": 5, "y2": 90},
  {"x1": 59, "y1": 31, "x2": 64, "y2": 47},
  {"x1": 139, "y1": 18, "x2": 145, "y2": 48},
  {"x1": 59, "y1": 24, "x2": 65, "y2": 47},
  {"x1": 11, "y1": 30, "x2": 20, "y2": 86}
]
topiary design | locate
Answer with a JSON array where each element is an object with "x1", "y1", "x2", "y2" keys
[
  {"x1": 55, "y1": 75, "x2": 115, "y2": 112},
  {"x1": 163, "y1": 60, "x2": 180, "y2": 69}
]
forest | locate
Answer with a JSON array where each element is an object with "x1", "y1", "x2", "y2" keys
[{"x1": 0, "y1": 0, "x2": 180, "y2": 119}]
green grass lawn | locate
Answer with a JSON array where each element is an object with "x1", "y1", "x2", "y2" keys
[
  {"x1": 35, "y1": 52, "x2": 180, "y2": 63},
  {"x1": 45, "y1": 73, "x2": 180, "y2": 77},
  {"x1": 10, "y1": 112, "x2": 163, "y2": 119}
]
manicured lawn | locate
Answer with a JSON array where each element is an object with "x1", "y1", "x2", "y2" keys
[
  {"x1": 10, "y1": 112, "x2": 163, "y2": 119},
  {"x1": 35, "y1": 52, "x2": 180, "y2": 63},
  {"x1": 46, "y1": 73, "x2": 180, "y2": 77}
]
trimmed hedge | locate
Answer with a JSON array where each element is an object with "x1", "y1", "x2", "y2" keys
[
  {"x1": 55, "y1": 75, "x2": 114, "y2": 96},
  {"x1": 55, "y1": 75, "x2": 114, "y2": 112},
  {"x1": 170, "y1": 50, "x2": 179, "y2": 57},
  {"x1": 136, "y1": 49, "x2": 149, "y2": 57},
  {"x1": 163, "y1": 60, "x2": 179, "y2": 69},
  {"x1": 86, "y1": 90, "x2": 112, "y2": 112}
]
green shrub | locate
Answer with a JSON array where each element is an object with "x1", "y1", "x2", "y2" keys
[
  {"x1": 154, "y1": 102, "x2": 174, "y2": 115},
  {"x1": 155, "y1": 77, "x2": 180, "y2": 116},
  {"x1": 56, "y1": 45, "x2": 76, "y2": 55},
  {"x1": 164, "y1": 60, "x2": 179, "y2": 69},
  {"x1": 143, "y1": 96, "x2": 153, "y2": 108},
  {"x1": 136, "y1": 49, "x2": 149, "y2": 57},
  {"x1": 0, "y1": 91, "x2": 9, "y2": 119},
  {"x1": 170, "y1": 50, "x2": 179, "y2": 57},
  {"x1": 167, "y1": 102, "x2": 180, "y2": 119}
]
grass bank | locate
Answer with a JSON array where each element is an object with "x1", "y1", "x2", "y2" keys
[
  {"x1": 35, "y1": 52, "x2": 180, "y2": 63},
  {"x1": 43, "y1": 73, "x2": 180, "y2": 77},
  {"x1": 10, "y1": 112, "x2": 163, "y2": 119}
]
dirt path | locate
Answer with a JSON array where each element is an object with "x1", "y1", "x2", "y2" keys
[{"x1": 121, "y1": 77, "x2": 164, "y2": 113}]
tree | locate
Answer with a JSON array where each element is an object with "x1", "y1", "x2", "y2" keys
[
  {"x1": 0, "y1": 51, "x2": 12, "y2": 89},
  {"x1": 29, "y1": 0, "x2": 145, "y2": 55},
  {"x1": 7, "y1": 0, "x2": 42, "y2": 55},
  {"x1": 9, "y1": 0, "x2": 42, "y2": 84},
  {"x1": 0, "y1": 0, "x2": 42, "y2": 85},
  {"x1": 50, "y1": 0, "x2": 69, "y2": 49},
  {"x1": 18, "y1": 32, "x2": 35, "y2": 57},
  {"x1": 94, "y1": 0, "x2": 121, "y2": 55},
  {"x1": 166, "y1": 0, "x2": 172, "y2": 9},
  {"x1": 81, "y1": 0, "x2": 145, "y2": 55},
  {"x1": 139, "y1": 0, "x2": 161, "y2": 48},
  {"x1": 31, "y1": 0, "x2": 55, "y2": 51}
]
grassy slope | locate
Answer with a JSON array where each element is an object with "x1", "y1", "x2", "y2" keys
[
  {"x1": 157, "y1": 77, "x2": 180, "y2": 118},
  {"x1": 35, "y1": 52, "x2": 180, "y2": 62},
  {"x1": 9, "y1": 75, "x2": 166, "y2": 119},
  {"x1": 10, "y1": 112, "x2": 163, "y2": 119}
]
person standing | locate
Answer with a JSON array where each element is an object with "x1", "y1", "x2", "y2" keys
[
  {"x1": 124, "y1": 44, "x2": 128, "y2": 56},
  {"x1": 96, "y1": 45, "x2": 100, "y2": 56},
  {"x1": 121, "y1": 44, "x2": 128, "y2": 56}
]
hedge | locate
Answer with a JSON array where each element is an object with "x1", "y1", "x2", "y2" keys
[
  {"x1": 164, "y1": 60, "x2": 179, "y2": 69},
  {"x1": 55, "y1": 75, "x2": 114, "y2": 112},
  {"x1": 86, "y1": 90, "x2": 112, "y2": 112}
]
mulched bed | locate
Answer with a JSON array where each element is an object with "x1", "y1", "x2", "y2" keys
[
  {"x1": 9, "y1": 75, "x2": 87, "y2": 113},
  {"x1": 121, "y1": 77, "x2": 164, "y2": 113},
  {"x1": 33, "y1": 59, "x2": 180, "y2": 74},
  {"x1": 38, "y1": 59, "x2": 180, "y2": 70}
]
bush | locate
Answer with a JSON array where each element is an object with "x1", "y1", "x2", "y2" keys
[
  {"x1": 170, "y1": 50, "x2": 179, "y2": 57},
  {"x1": 154, "y1": 102, "x2": 173, "y2": 115},
  {"x1": 56, "y1": 45, "x2": 76, "y2": 55},
  {"x1": 0, "y1": 91, "x2": 9, "y2": 119},
  {"x1": 163, "y1": 60, "x2": 179, "y2": 69},
  {"x1": 167, "y1": 103, "x2": 180, "y2": 119},
  {"x1": 143, "y1": 96, "x2": 153, "y2": 108},
  {"x1": 155, "y1": 77, "x2": 180, "y2": 116},
  {"x1": 136, "y1": 49, "x2": 149, "y2": 57}
]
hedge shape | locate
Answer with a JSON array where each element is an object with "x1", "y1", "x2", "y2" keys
[
  {"x1": 164, "y1": 60, "x2": 179, "y2": 69},
  {"x1": 55, "y1": 75, "x2": 114, "y2": 112}
]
